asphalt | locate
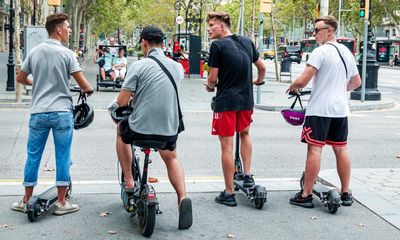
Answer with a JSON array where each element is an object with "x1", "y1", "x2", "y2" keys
[{"x1": 1, "y1": 52, "x2": 400, "y2": 238}]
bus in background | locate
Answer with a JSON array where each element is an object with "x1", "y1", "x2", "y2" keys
[
  {"x1": 300, "y1": 37, "x2": 318, "y2": 61},
  {"x1": 337, "y1": 37, "x2": 356, "y2": 55}
]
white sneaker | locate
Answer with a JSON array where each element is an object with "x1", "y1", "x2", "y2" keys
[
  {"x1": 54, "y1": 200, "x2": 79, "y2": 215},
  {"x1": 11, "y1": 200, "x2": 27, "y2": 213}
]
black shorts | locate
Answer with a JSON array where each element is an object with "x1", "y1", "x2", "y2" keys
[
  {"x1": 301, "y1": 116, "x2": 348, "y2": 147},
  {"x1": 118, "y1": 119, "x2": 177, "y2": 151},
  {"x1": 105, "y1": 69, "x2": 114, "y2": 75}
]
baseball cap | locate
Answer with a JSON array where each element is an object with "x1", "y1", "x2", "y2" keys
[{"x1": 139, "y1": 26, "x2": 164, "y2": 44}]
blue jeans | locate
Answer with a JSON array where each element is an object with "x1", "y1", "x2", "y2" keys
[{"x1": 23, "y1": 111, "x2": 73, "y2": 187}]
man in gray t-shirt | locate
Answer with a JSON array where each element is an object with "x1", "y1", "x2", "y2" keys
[
  {"x1": 12, "y1": 13, "x2": 93, "y2": 216},
  {"x1": 109, "y1": 26, "x2": 192, "y2": 230}
]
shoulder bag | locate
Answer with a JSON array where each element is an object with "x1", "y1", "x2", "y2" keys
[{"x1": 148, "y1": 56, "x2": 185, "y2": 134}]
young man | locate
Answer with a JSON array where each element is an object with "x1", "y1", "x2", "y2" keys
[
  {"x1": 109, "y1": 26, "x2": 192, "y2": 229},
  {"x1": 287, "y1": 16, "x2": 361, "y2": 208},
  {"x1": 12, "y1": 13, "x2": 93, "y2": 215},
  {"x1": 206, "y1": 12, "x2": 266, "y2": 207}
]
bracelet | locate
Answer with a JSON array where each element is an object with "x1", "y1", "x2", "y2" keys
[{"x1": 206, "y1": 85, "x2": 215, "y2": 91}]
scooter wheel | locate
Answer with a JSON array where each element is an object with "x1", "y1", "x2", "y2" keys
[
  {"x1": 253, "y1": 185, "x2": 267, "y2": 209},
  {"x1": 66, "y1": 181, "x2": 72, "y2": 199},
  {"x1": 327, "y1": 190, "x2": 341, "y2": 214},
  {"x1": 299, "y1": 173, "x2": 305, "y2": 190},
  {"x1": 27, "y1": 206, "x2": 40, "y2": 222},
  {"x1": 328, "y1": 202, "x2": 340, "y2": 214},
  {"x1": 137, "y1": 200, "x2": 156, "y2": 237}
]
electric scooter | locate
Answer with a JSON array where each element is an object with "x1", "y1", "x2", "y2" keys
[
  {"x1": 26, "y1": 181, "x2": 72, "y2": 222},
  {"x1": 120, "y1": 140, "x2": 165, "y2": 237},
  {"x1": 233, "y1": 133, "x2": 267, "y2": 209},
  {"x1": 299, "y1": 172, "x2": 341, "y2": 214}
]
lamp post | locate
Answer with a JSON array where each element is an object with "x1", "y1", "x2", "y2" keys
[
  {"x1": 32, "y1": 0, "x2": 37, "y2": 25},
  {"x1": 350, "y1": 0, "x2": 381, "y2": 101},
  {"x1": 6, "y1": 0, "x2": 15, "y2": 91}
]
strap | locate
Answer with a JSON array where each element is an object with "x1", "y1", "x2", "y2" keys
[
  {"x1": 327, "y1": 43, "x2": 348, "y2": 78},
  {"x1": 147, "y1": 56, "x2": 183, "y2": 120},
  {"x1": 230, "y1": 35, "x2": 252, "y2": 61},
  {"x1": 290, "y1": 95, "x2": 303, "y2": 109}
]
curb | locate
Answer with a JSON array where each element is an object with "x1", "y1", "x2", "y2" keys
[{"x1": 255, "y1": 98, "x2": 396, "y2": 112}]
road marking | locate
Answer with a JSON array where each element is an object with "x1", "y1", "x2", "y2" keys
[{"x1": 0, "y1": 177, "x2": 299, "y2": 186}]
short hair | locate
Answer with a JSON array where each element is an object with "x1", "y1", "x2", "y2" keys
[
  {"x1": 45, "y1": 13, "x2": 69, "y2": 35},
  {"x1": 206, "y1": 12, "x2": 231, "y2": 28},
  {"x1": 315, "y1": 16, "x2": 338, "y2": 32}
]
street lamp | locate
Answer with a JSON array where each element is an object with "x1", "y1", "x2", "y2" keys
[
  {"x1": 6, "y1": 0, "x2": 15, "y2": 91},
  {"x1": 32, "y1": 0, "x2": 37, "y2": 25}
]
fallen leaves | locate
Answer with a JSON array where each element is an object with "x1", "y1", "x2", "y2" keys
[
  {"x1": 0, "y1": 224, "x2": 15, "y2": 229},
  {"x1": 148, "y1": 177, "x2": 159, "y2": 183},
  {"x1": 227, "y1": 233, "x2": 235, "y2": 238},
  {"x1": 99, "y1": 211, "x2": 111, "y2": 217},
  {"x1": 44, "y1": 166, "x2": 55, "y2": 171}
]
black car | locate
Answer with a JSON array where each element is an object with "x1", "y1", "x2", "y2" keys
[{"x1": 282, "y1": 45, "x2": 302, "y2": 64}]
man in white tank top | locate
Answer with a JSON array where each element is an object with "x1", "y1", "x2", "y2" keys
[{"x1": 286, "y1": 16, "x2": 361, "y2": 208}]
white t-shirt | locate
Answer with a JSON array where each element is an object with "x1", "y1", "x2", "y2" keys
[{"x1": 306, "y1": 42, "x2": 359, "y2": 117}]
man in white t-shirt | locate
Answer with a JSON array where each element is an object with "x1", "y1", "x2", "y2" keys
[{"x1": 286, "y1": 16, "x2": 361, "y2": 208}]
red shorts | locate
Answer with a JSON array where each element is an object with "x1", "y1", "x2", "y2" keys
[{"x1": 211, "y1": 110, "x2": 253, "y2": 136}]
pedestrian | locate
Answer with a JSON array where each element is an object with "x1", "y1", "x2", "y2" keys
[
  {"x1": 205, "y1": 12, "x2": 266, "y2": 206},
  {"x1": 108, "y1": 25, "x2": 192, "y2": 229},
  {"x1": 394, "y1": 51, "x2": 399, "y2": 67},
  {"x1": 12, "y1": 13, "x2": 93, "y2": 215},
  {"x1": 286, "y1": 16, "x2": 361, "y2": 208}
]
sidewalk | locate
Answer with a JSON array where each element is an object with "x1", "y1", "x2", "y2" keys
[{"x1": 254, "y1": 80, "x2": 396, "y2": 112}]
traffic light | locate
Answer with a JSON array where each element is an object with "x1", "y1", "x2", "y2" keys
[{"x1": 359, "y1": 0, "x2": 369, "y2": 19}]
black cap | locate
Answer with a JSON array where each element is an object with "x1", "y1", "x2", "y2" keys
[{"x1": 139, "y1": 26, "x2": 164, "y2": 44}]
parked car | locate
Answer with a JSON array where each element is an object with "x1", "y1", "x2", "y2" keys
[
  {"x1": 262, "y1": 48, "x2": 275, "y2": 60},
  {"x1": 282, "y1": 45, "x2": 302, "y2": 64}
]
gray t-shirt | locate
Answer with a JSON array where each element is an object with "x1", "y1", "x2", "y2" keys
[
  {"x1": 21, "y1": 39, "x2": 81, "y2": 114},
  {"x1": 122, "y1": 48, "x2": 184, "y2": 136}
]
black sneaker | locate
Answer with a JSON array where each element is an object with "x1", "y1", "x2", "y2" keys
[
  {"x1": 243, "y1": 174, "x2": 255, "y2": 188},
  {"x1": 341, "y1": 192, "x2": 353, "y2": 206},
  {"x1": 290, "y1": 191, "x2": 314, "y2": 208},
  {"x1": 215, "y1": 190, "x2": 237, "y2": 207}
]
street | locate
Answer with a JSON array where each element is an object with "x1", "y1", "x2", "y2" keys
[{"x1": 1, "y1": 53, "x2": 400, "y2": 239}]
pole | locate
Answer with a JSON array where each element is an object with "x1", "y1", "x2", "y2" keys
[
  {"x1": 338, "y1": 0, "x2": 341, "y2": 36},
  {"x1": 271, "y1": 9, "x2": 279, "y2": 82},
  {"x1": 256, "y1": 13, "x2": 264, "y2": 104},
  {"x1": 32, "y1": 0, "x2": 37, "y2": 25},
  {"x1": 239, "y1": 0, "x2": 244, "y2": 35},
  {"x1": 7, "y1": 0, "x2": 15, "y2": 91},
  {"x1": 361, "y1": 20, "x2": 368, "y2": 102}
]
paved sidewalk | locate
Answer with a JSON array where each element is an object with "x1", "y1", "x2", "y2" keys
[{"x1": 320, "y1": 168, "x2": 400, "y2": 230}]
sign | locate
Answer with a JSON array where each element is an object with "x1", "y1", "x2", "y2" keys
[
  {"x1": 48, "y1": 0, "x2": 61, "y2": 6},
  {"x1": 176, "y1": 16, "x2": 184, "y2": 25},
  {"x1": 260, "y1": 0, "x2": 273, "y2": 13},
  {"x1": 23, "y1": 26, "x2": 48, "y2": 60}
]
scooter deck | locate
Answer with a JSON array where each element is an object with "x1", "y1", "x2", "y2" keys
[
  {"x1": 37, "y1": 185, "x2": 58, "y2": 200},
  {"x1": 234, "y1": 179, "x2": 253, "y2": 195}
]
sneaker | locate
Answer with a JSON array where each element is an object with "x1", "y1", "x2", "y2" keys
[
  {"x1": 215, "y1": 190, "x2": 237, "y2": 207},
  {"x1": 243, "y1": 174, "x2": 255, "y2": 188},
  {"x1": 54, "y1": 200, "x2": 79, "y2": 215},
  {"x1": 11, "y1": 200, "x2": 27, "y2": 213},
  {"x1": 341, "y1": 192, "x2": 353, "y2": 206},
  {"x1": 290, "y1": 191, "x2": 314, "y2": 208},
  {"x1": 178, "y1": 198, "x2": 193, "y2": 230}
]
